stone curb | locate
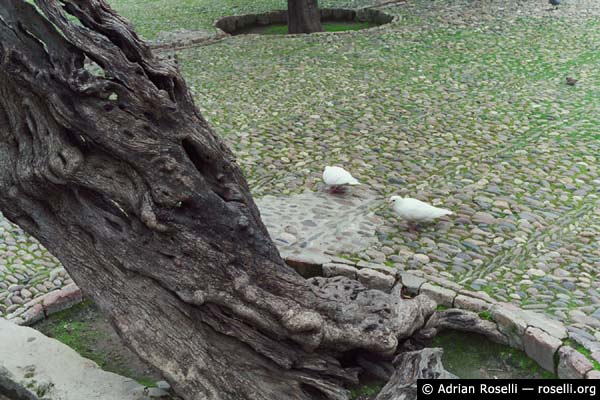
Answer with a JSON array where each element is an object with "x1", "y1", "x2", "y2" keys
[
  {"x1": 3, "y1": 283, "x2": 83, "y2": 326},
  {"x1": 145, "y1": 7, "x2": 400, "y2": 54},
  {"x1": 213, "y1": 8, "x2": 398, "y2": 38}
]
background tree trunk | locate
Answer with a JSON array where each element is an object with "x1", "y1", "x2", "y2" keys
[
  {"x1": 288, "y1": 0, "x2": 323, "y2": 34},
  {"x1": 0, "y1": 1, "x2": 433, "y2": 399}
]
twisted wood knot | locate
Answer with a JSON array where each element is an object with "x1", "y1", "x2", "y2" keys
[
  {"x1": 281, "y1": 310, "x2": 324, "y2": 334},
  {"x1": 176, "y1": 289, "x2": 206, "y2": 306}
]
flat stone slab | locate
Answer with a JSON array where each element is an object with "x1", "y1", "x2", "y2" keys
[
  {"x1": 420, "y1": 283, "x2": 456, "y2": 308},
  {"x1": 284, "y1": 251, "x2": 329, "y2": 278},
  {"x1": 0, "y1": 319, "x2": 151, "y2": 400},
  {"x1": 491, "y1": 302, "x2": 568, "y2": 350},
  {"x1": 322, "y1": 263, "x2": 358, "y2": 279},
  {"x1": 399, "y1": 272, "x2": 426, "y2": 296},
  {"x1": 491, "y1": 303, "x2": 528, "y2": 349},
  {"x1": 587, "y1": 370, "x2": 600, "y2": 380},
  {"x1": 558, "y1": 346, "x2": 594, "y2": 379},
  {"x1": 356, "y1": 261, "x2": 397, "y2": 277},
  {"x1": 41, "y1": 283, "x2": 83, "y2": 316},
  {"x1": 357, "y1": 268, "x2": 395, "y2": 292},
  {"x1": 523, "y1": 327, "x2": 562, "y2": 372},
  {"x1": 522, "y1": 309, "x2": 568, "y2": 340},
  {"x1": 454, "y1": 294, "x2": 491, "y2": 313},
  {"x1": 256, "y1": 189, "x2": 383, "y2": 259}
]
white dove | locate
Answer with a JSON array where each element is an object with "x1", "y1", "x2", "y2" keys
[
  {"x1": 322, "y1": 166, "x2": 360, "y2": 193},
  {"x1": 390, "y1": 196, "x2": 453, "y2": 230}
]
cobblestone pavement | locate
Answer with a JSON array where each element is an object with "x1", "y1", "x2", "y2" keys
[
  {"x1": 2, "y1": 0, "x2": 600, "y2": 349},
  {"x1": 0, "y1": 219, "x2": 72, "y2": 316},
  {"x1": 257, "y1": 187, "x2": 384, "y2": 259}
]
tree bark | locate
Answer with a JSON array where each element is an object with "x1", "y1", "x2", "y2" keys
[
  {"x1": 419, "y1": 309, "x2": 508, "y2": 344},
  {"x1": 375, "y1": 348, "x2": 456, "y2": 400},
  {"x1": 288, "y1": 0, "x2": 323, "y2": 34},
  {"x1": 0, "y1": 1, "x2": 433, "y2": 399}
]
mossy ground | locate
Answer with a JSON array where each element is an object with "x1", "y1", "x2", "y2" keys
[
  {"x1": 349, "y1": 328, "x2": 556, "y2": 399},
  {"x1": 431, "y1": 330, "x2": 556, "y2": 379},
  {"x1": 349, "y1": 382, "x2": 384, "y2": 400},
  {"x1": 34, "y1": 301, "x2": 162, "y2": 388}
]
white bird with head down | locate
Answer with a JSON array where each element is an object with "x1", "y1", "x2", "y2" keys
[
  {"x1": 322, "y1": 166, "x2": 360, "y2": 193},
  {"x1": 390, "y1": 196, "x2": 453, "y2": 230}
]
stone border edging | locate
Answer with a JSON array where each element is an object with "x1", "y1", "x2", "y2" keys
[
  {"x1": 143, "y1": 8, "x2": 399, "y2": 56},
  {"x1": 147, "y1": 7, "x2": 399, "y2": 54},
  {"x1": 213, "y1": 8, "x2": 398, "y2": 38},
  {"x1": 282, "y1": 253, "x2": 600, "y2": 380},
  {"x1": 4, "y1": 253, "x2": 597, "y2": 380},
  {"x1": 4, "y1": 283, "x2": 83, "y2": 326}
]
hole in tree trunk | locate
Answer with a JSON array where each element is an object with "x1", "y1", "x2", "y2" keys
[
  {"x1": 104, "y1": 217, "x2": 123, "y2": 233},
  {"x1": 300, "y1": 383, "x2": 329, "y2": 400},
  {"x1": 338, "y1": 351, "x2": 387, "y2": 399},
  {"x1": 57, "y1": 152, "x2": 67, "y2": 166},
  {"x1": 83, "y1": 56, "x2": 106, "y2": 78},
  {"x1": 181, "y1": 137, "x2": 208, "y2": 176},
  {"x1": 14, "y1": 214, "x2": 39, "y2": 233},
  {"x1": 144, "y1": 112, "x2": 157, "y2": 123},
  {"x1": 181, "y1": 137, "x2": 231, "y2": 201}
]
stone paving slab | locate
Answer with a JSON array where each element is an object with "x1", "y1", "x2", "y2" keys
[
  {"x1": 523, "y1": 327, "x2": 562, "y2": 373},
  {"x1": 558, "y1": 346, "x2": 594, "y2": 379},
  {"x1": 0, "y1": 318, "x2": 166, "y2": 400}
]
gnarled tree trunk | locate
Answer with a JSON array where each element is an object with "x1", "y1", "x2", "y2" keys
[
  {"x1": 288, "y1": 0, "x2": 323, "y2": 34},
  {"x1": 0, "y1": 1, "x2": 433, "y2": 399}
]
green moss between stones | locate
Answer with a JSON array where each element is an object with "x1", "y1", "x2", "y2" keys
[
  {"x1": 478, "y1": 310, "x2": 494, "y2": 322},
  {"x1": 564, "y1": 340, "x2": 600, "y2": 371},
  {"x1": 349, "y1": 382, "x2": 384, "y2": 400}
]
